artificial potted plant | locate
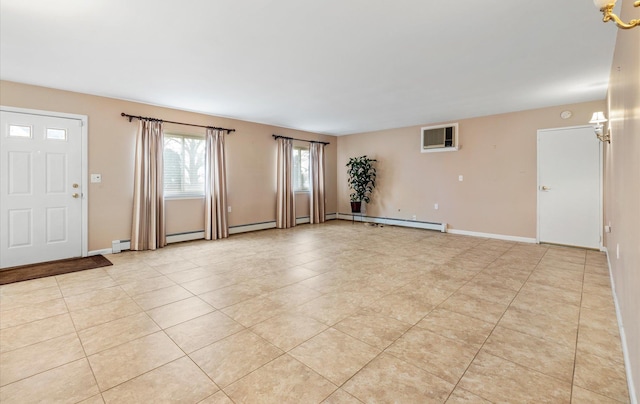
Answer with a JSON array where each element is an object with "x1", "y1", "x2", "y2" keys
[{"x1": 346, "y1": 155, "x2": 377, "y2": 213}]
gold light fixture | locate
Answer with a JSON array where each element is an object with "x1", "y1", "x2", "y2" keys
[
  {"x1": 589, "y1": 111, "x2": 610, "y2": 143},
  {"x1": 594, "y1": 0, "x2": 640, "y2": 29}
]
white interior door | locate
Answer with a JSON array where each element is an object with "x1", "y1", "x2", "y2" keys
[
  {"x1": 1, "y1": 111, "x2": 84, "y2": 268},
  {"x1": 537, "y1": 126, "x2": 601, "y2": 249}
]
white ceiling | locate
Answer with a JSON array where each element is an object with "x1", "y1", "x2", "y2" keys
[{"x1": 0, "y1": 0, "x2": 618, "y2": 135}]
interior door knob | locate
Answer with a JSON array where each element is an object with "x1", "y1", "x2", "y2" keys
[
  {"x1": 541, "y1": 186, "x2": 550, "y2": 191},
  {"x1": 72, "y1": 193, "x2": 79, "y2": 198}
]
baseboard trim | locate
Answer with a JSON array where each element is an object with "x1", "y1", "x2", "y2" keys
[
  {"x1": 446, "y1": 228, "x2": 537, "y2": 243},
  {"x1": 334, "y1": 214, "x2": 536, "y2": 243},
  {"x1": 336, "y1": 214, "x2": 446, "y2": 232},
  {"x1": 166, "y1": 231, "x2": 205, "y2": 243},
  {"x1": 229, "y1": 221, "x2": 276, "y2": 234},
  {"x1": 604, "y1": 247, "x2": 638, "y2": 404},
  {"x1": 88, "y1": 248, "x2": 112, "y2": 256},
  {"x1": 97, "y1": 214, "x2": 341, "y2": 254},
  {"x1": 229, "y1": 213, "x2": 337, "y2": 234}
]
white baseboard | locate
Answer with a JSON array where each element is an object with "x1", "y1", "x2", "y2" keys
[
  {"x1": 446, "y1": 228, "x2": 537, "y2": 243},
  {"x1": 605, "y1": 247, "x2": 638, "y2": 404},
  {"x1": 88, "y1": 222, "x2": 533, "y2": 257},
  {"x1": 88, "y1": 240, "x2": 128, "y2": 256},
  {"x1": 166, "y1": 231, "x2": 205, "y2": 244},
  {"x1": 229, "y1": 213, "x2": 337, "y2": 234},
  {"x1": 88, "y1": 213, "x2": 340, "y2": 255},
  {"x1": 229, "y1": 221, "x2": 276, "y2": 234},
  {"x1": 88, "y1": 248, "x2": 112, "y2": 256},
  {"x1": 335, "y1": 214, "x2": 535, "y2": 243},
  {"x1": 336, "y1": 214, "x2": 446, "y2": 232}
]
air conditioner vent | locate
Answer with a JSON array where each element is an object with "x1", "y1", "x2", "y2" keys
[{"x1": 421, "y1": 123, "x2": 459, "y2": 153}]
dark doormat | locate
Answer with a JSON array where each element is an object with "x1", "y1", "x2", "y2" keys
[{"x1": 0, "y1": 255, "x2": 113, "y2": 285}]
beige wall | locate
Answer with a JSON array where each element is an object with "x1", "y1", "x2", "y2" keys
[
  {"x1": 0, "y1": 81, "x2": 338, "y2": 251},
  {"x1": 337, "y1": 100, "x2": 605, "y2": 238},
  {"x1": 604, "y1": 2, "x2": 639, "y2": 398}
]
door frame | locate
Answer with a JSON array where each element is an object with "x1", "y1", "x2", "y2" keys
[
  {"x1": 1, "y1": 105, "x2": 89, "y2": 260},
  {"x1": 536, "y1": 125, "x2": 603, "y2": 250}
]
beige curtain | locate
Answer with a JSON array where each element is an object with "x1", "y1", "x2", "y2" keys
[
  {"x1": 205, "y1": 129, "x2": 229, "y2": 240},
  {"x1": 276, "y1": 138, "x2": 295, "y2": 228},
  {"x1": 131, "y1": 120, "x2": 166, "y2": 251},
  {"x1": 309, "y1": 142, "x2": 326, "y2": 224}
]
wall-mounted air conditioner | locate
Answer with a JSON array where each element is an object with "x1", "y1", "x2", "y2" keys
[{"x1": 421, "y1": 123, "x2": 459, "y2": 153}]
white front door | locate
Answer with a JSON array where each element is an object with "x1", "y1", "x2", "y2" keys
[
  {"x1": 1, "y1": 110, "x2": 84, "y2": 268},
  {"x1": 537, "y1": 126, "x2": 601, "y2": 249}
]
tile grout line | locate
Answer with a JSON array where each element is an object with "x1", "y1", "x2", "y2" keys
[
  {"x1": 441, "y1": 242, "x2": 549, "y2": 403},
  {"x1": 570, "y1": 253, "x2": 629, "y2": 403},
  {"x1": 568, "y1": 252, "x2": 586, "y2": 403},
  {"x1": 0, "y1": 274, "x2": 121, "y2": 394},
  {"x1": 58, "y1": 275, "x2": 104, "y2": 402},
  {"x1": 464, "y1": 249, "x2": 599, "y2": 388},
  {"x1": 199, "y1": 239, "x2": 459, "y2": 401},
  {"x1": 70, "y1": 266, "x2": 126, "y2": 398},
  {"x1": 335, "y1": 239, "x2": 519, "y2": 401},
  {"x1": 462, "y1": 249, "x2": 597, "y2": 397}
]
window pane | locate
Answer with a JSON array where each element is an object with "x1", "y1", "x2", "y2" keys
[
  {"x1": 9, "y1": 125, "x2": 31, "y2": 138},
  {"x1": 46, "y1": 128, "x2": 67, "y2": 140},
  {"x1": 300, "y1": 148, "x2": 309, "y2": 190},
  {"x1": 293, "y1": 148, "x2": 300, "y2": 190},
  {"x1": 163, "y1": 134, "x2": 205, "y2": 197},
  {"x1": 293, "y1": 146, "x2": 309, "y2": 191}
]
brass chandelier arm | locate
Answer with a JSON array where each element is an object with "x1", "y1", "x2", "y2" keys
[{"x1": 600, "y1": 1, "x2": 640, "y2": 29}]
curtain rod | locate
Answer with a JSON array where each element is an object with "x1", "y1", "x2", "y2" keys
[
  {"x1": 121, "y1": 113, "x2": 235, "y2": 133},
  {"x1": 272, "y1": 134, "x2": 329, "y2": 145}
]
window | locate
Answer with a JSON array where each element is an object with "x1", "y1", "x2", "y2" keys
[
  {"x1": 9, "y1": 125, "x2": 31, "y2": 138},
  {"x1": 163, "y1": 134, "x2": 205, "y2": 198},
  {"x1": 293, "y1": 146, "x2": 309, "y2": 191},
  {"x1": 46, "y1": 128, "x2": 67, "y2": 140}
]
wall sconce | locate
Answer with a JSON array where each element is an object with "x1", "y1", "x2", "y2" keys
[
  {"x1": 589, "y1": 111, "x2": 610, "y2": 143},
  {"x1": 593, "y1": 0, "x2": 640, "y2": 29}
]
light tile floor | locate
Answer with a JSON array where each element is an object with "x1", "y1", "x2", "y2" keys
[{"x1": 0, "y1": 221, "x2": 630, "y2": 403}]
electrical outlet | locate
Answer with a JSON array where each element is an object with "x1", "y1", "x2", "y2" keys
[
  {"x1": 458, "y1": 175, "x2": 463, "y2": 182},
  {"x1": 412, "y1": 215, "x2": 417, "y2": 221},
  {"x1": 228, "y1": 206, "x2": 232, "y2": 213},
  {"x1": 434, "y1": 203, "x2": 439, "y2": 210}
]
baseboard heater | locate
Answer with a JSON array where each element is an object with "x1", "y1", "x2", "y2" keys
[
  {"x1": 98, "y1": 213, "x2": 339, "y2": 255},
  {"x1": 336, "y1": 213, "x2": 447, "y2": 232}
]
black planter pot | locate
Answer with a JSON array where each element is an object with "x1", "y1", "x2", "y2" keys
[{"x1": 350, "y1": 201, "x2": 362, "y2": 213}]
